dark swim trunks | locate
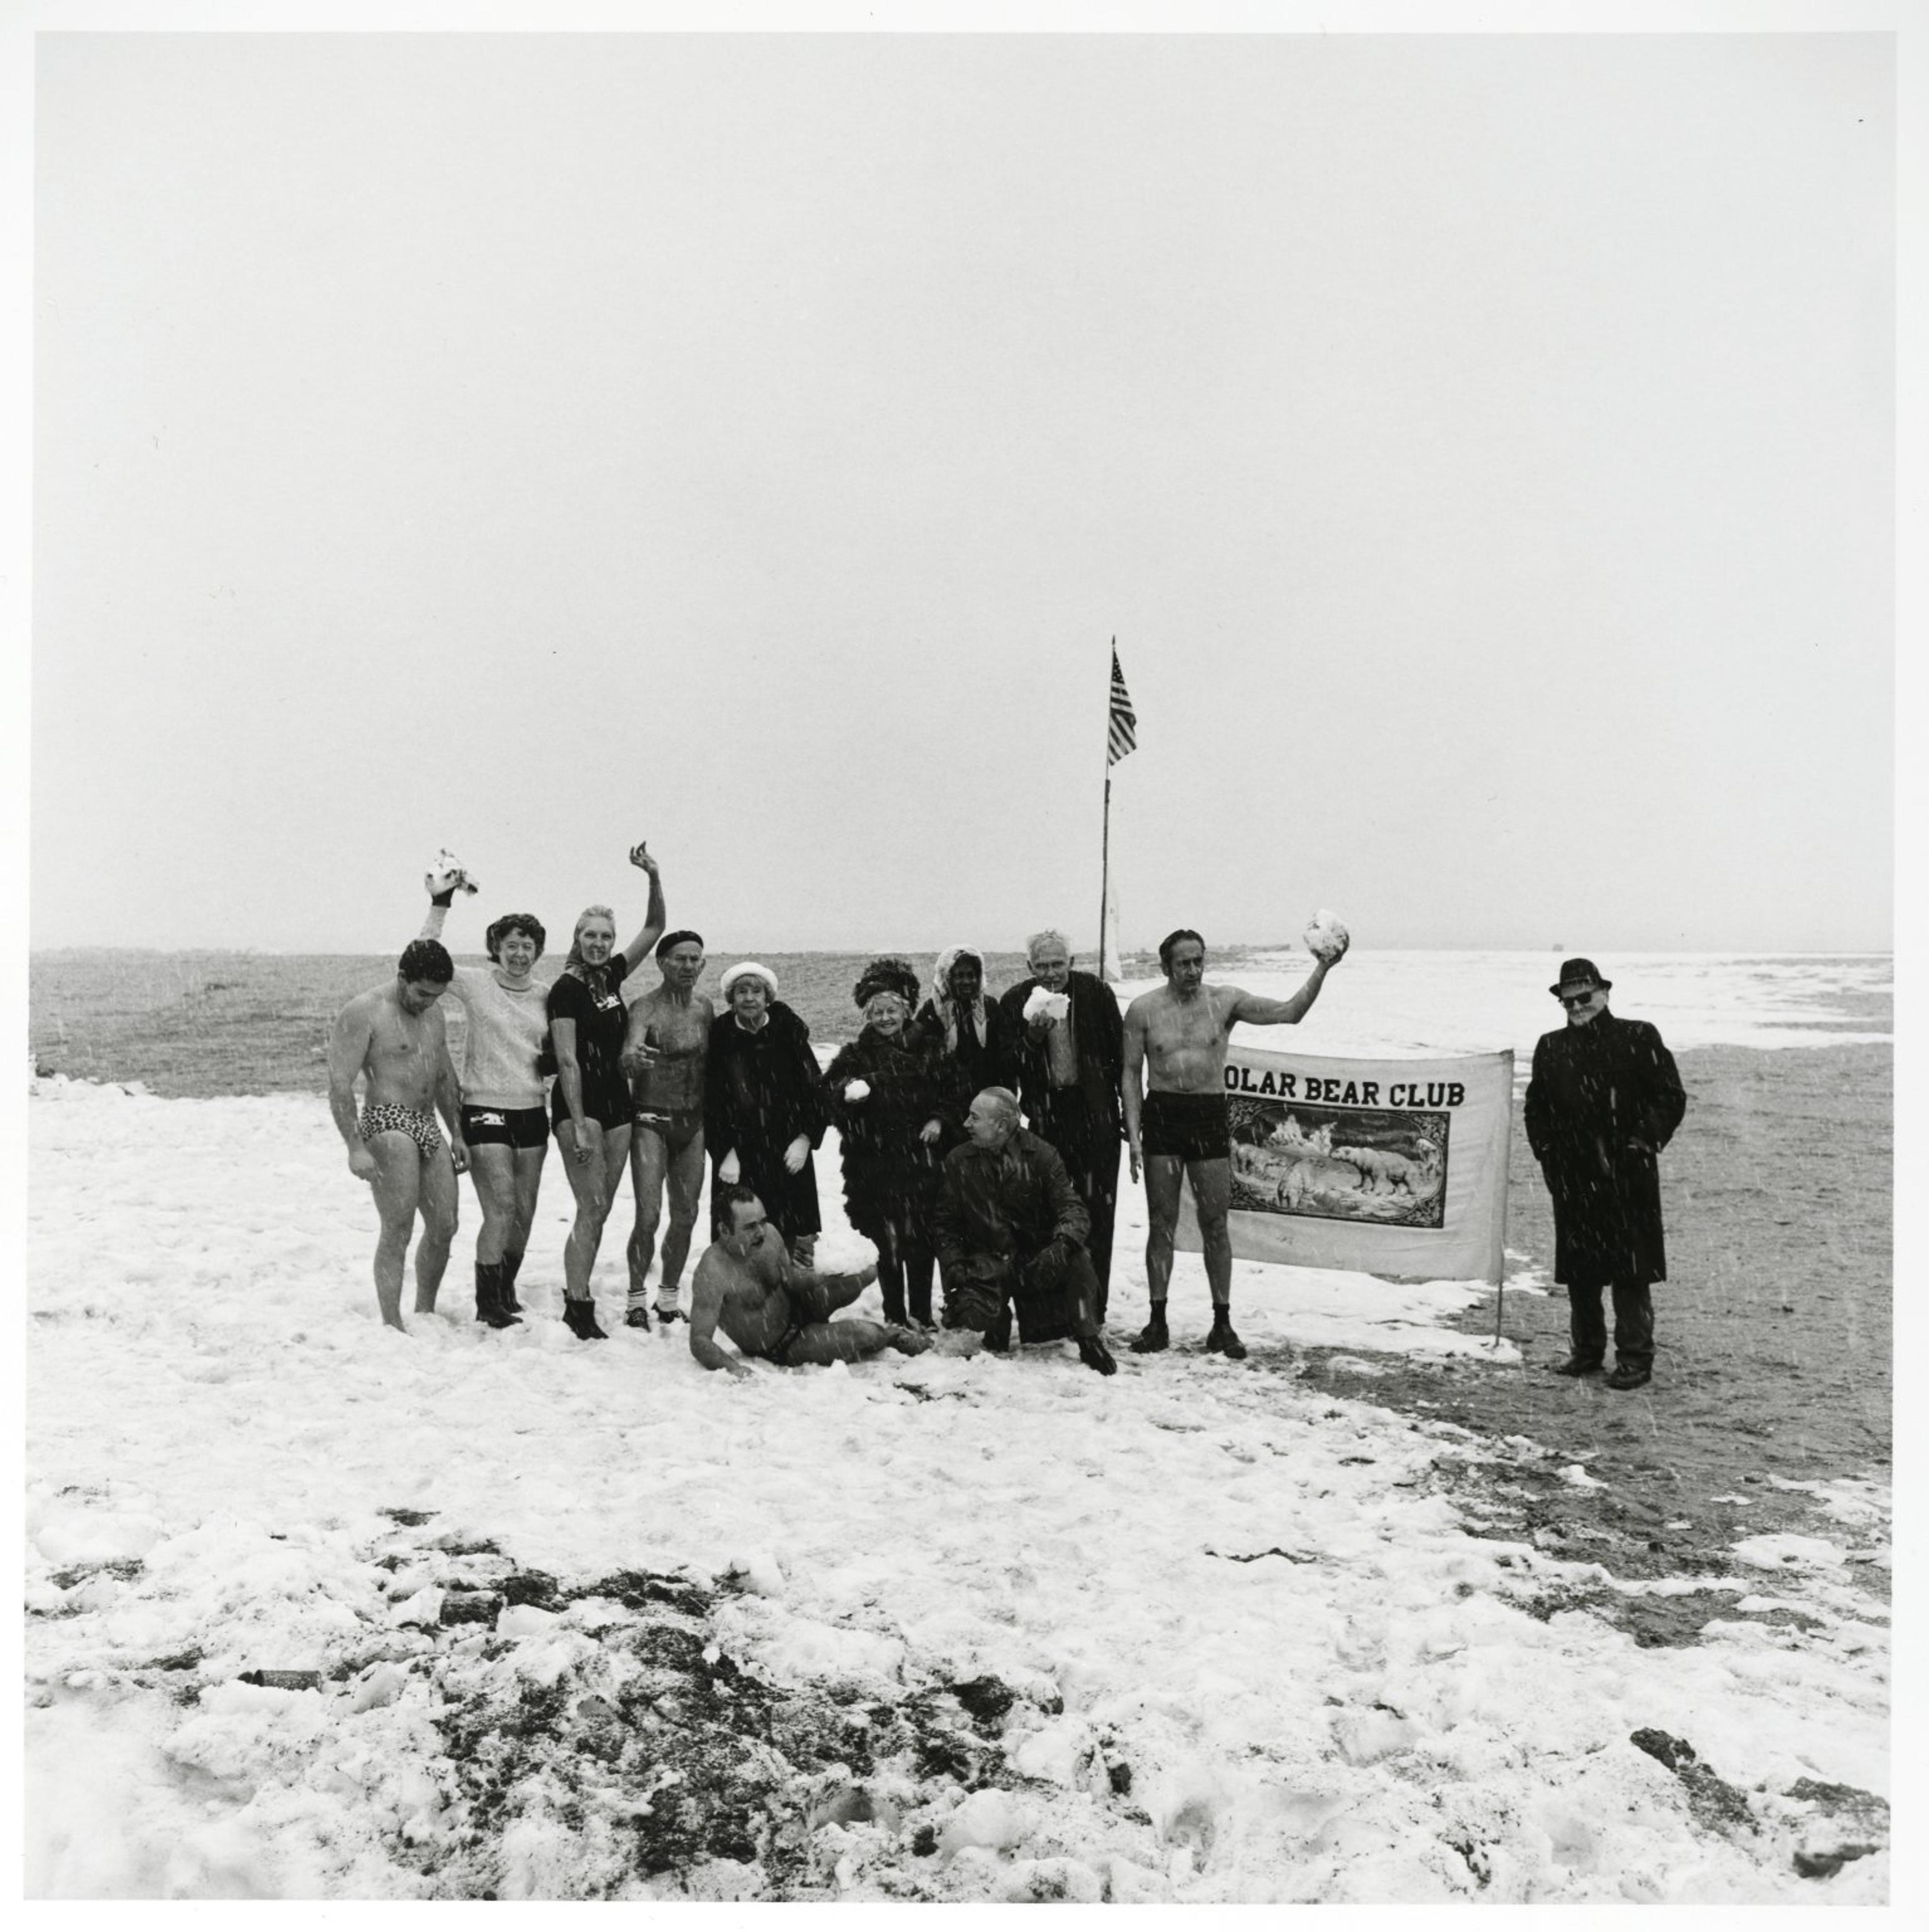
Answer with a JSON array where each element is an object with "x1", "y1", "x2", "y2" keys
[
  {"x1": 359, "y1": 1103, "x2": 445, "y2": 1161},
  {"x1": 461, "y1": 1103, "x2": 549, "y2": 1151},
  {"x1": 765, "y1": 1319, "x2": 811, "y2": 1367},
  {"x1": 1140, "y1": 1089, "x2": 1231, "y2": 1162},
  {"x1": 632, "y1": 1105, "x2": 704, "y2": 1154}
]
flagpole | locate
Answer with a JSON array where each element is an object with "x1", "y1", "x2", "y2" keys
[{"x1": 1099, "y1": 639, "x2": 1114, "y2": 979}]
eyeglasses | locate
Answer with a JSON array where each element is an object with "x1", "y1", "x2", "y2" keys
[{"x1": 1559, "y1": 989, "x2": 1597, "y2": 1009}]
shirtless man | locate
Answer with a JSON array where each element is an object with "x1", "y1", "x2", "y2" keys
[
  {"x1": 687, "y1": 1186, "x2": 932, "y2": 1375},
  {"x1": 1122, "y1": 927, "x2": 1346, "y2": 1359},
  {"x1": 327, "y1": 939, "x2": 471, "y2": 1333},
  {"x1": 619, "y1": 929, "x2": 713, "y2": 1329}
]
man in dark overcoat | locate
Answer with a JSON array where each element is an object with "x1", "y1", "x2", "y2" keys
[
  {"x1": 1524, "y1": 958, "x2": 1687, "y2": 1390},
  {"x1": 934, "y1": 1088, "x2": 1118, "y2": 1376},
  {"x1": 996, "y1": 929, "x2": 1128, "y2": 1320}
]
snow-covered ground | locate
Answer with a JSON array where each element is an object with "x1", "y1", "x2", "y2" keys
[{"x1": 26, "y1": 950, "x2": 1892, "y2": 1902}]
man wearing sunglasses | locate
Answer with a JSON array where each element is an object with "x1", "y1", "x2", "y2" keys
[{"x1": 1524, "y1": 959, "x2": 1687, "y2": 1390}]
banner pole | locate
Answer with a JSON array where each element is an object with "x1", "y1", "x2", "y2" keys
[{"x1": 1099, "y1": 639, "x2": 1114, "y2": 977}]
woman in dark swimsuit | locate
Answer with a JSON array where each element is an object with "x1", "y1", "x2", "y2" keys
[{"x1": 546, "y1": 843, "x2": 665, "y2": 1338}]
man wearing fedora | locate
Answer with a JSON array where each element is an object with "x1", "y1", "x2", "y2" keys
[{"x1": 1524, "y1": 959, "x2": 1687, "y2": 1390}]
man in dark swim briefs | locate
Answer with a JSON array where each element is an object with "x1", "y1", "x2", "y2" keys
[
  {"x1": 328, "y1": 940, "x2": 471, "y2": 1334},
  {"x1": 687, "y1": 1186, "x2": 932, "y2": 1375},
  {"x1": 1121, "y1": 927, "x2": 1346, "y2": 1361},
  {"x1": 620, "y1": 929, "x2": 714, "y2": 1329}
]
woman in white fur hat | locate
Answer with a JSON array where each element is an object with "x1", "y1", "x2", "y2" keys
[{"x1": 704, "y1": 960, "x2": 828, "y2": 1263}]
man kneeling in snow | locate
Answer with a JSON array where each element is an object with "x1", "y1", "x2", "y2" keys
[
  {"x1": 934, "y1": 1089, "x2": 1118, "y2": 1376},
  {"x1": 688, "y1": 1185, "x2": 933, "y2": 1376}
]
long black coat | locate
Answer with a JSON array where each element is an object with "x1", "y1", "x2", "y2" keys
[
  {"x1": 823, "y1": 1026, "x2": 962, "y2": 1247},
  {"x1": 1524, "y1": 1011, "x2": 1687, "y2": 1285},
  {"x1": 705, "y1": 1002, "x2": 828, "y2": 1241},
  {"x1": 912, "y1": 996, "x2": 1023, "y2": 1122},
  {"x1": 997, "y1": 969, "x2": 1126, "y2": 1150}
]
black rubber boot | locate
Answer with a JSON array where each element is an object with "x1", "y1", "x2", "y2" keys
[
  {"x1": 564, "y1": 1298, "x2": 608, "y2": 1341},
  {"x1": 1551, "y1": 1355, "x2": 1605, "y2": 1377},
  {"x1": 499, "y1": 1250, "x2": 525, "y2": 1314},
  {"x1": 985, "y1": 1305, "x2": 1013, "y2": 1353},
  {"x1": 475, "y1": 1262, "x2": 520, "y2": 1329},
  {"x1": 624, "y1": 1304, "x2": 652, "y2": 1330},
  {"x1": 1604, "y1": 1361, "x2": 1652, "y2": 1390},
  {"x1": 1129, "y1": 1307, "x2": 1169, "y2": 1354},
  {"x1": 1078, "y1": 1334, "x2": 1118, "y2": 1377},
  {"x1": 1204, "y1": 1313, "x2": 1247, "y2": 1360}
]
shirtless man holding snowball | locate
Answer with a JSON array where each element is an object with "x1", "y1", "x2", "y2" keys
[{"x1": 1122, "y1": 922, "x2": 1347, "y2": 1360}]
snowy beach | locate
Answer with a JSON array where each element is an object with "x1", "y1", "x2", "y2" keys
[{"x1": 24, "y1": 952, "x2": 1892, "y2": 1901}]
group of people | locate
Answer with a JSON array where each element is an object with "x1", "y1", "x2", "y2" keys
[
  {"x1": 328, "y1": 852, "x2": 1685, "y2": 1391},
  {"x1": 325, "y1": 844, "x2": 1351, "y2": 1373}
]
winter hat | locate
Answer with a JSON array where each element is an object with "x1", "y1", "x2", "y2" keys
[
  {"x1": 853, "y1": 956, "x2": 921, "y2": 1010},
  {"x1": 720, "y1": 961, "x2": 779, "y2": 998},
  {"x1": 1549, "y1": 957, "x2": 1612, "y2": 998}
]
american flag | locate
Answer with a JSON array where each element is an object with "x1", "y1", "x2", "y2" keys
[{"x1": 1107, "y1": 645, "x2": 1137, "y2": 765}]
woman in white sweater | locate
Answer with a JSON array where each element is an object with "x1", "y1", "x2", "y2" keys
[{"x1": 419, "y1": 869, "x2": 553, "y2": 1329}]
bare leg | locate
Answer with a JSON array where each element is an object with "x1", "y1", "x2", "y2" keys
[
  {"x1": 780, "y1": 1320, "x2": 932, "y2": 1365},
  {"x1": 626, "y1": 1126, "x2": 670, "y2": 1308},
  {"x1": 365, "y1": 1133, "x2": 424, "y2": 1332},
  {"x1": 1188, "y1": 1157, "x2": 1234, "y2": 1308},
  {"x1": 659, "y1": 1129, "x2": 706, "y2": 1309},
  {"x1": 466, "y1": 1143, "x2": 519, "y2": 1266},
  {"x1": 412, "y1": 1146, "x2": 460, "y2": 1314},
  {"x1": 507, "y1": 1144, "x2": 546, "y2": 1255},
  {"x1": 557, "y1": 1120, "x2": 612, "y2": 1303},
  {"x1": 1142, "y1": 1155, "x2": 1185, "y2": 1302}
]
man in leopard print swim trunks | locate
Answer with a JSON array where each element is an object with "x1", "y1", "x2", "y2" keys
[{"x1": 328, "y1": 939, "x2": 470, "y2": 1333}]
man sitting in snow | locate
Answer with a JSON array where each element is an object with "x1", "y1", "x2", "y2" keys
[
  {"x1": 933, "y1": 1088, "x2": 1118, "y2": 1376},
  {"x1": 687, "y1": 1185, "x2": 933, "y2": 1375}
]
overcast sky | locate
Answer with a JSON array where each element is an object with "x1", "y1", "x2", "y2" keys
[{"x1": 29, "y1": 28, "x2": 1893, "y2": 956}]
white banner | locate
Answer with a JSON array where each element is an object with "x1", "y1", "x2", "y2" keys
[{"x1": 1174, "y1": 1046, "x2": 1515, "y2": 1283}]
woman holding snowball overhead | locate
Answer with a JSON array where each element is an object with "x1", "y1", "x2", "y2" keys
[{"x1": 824, "y1": 958, "x2": 960, "y2": 1329}]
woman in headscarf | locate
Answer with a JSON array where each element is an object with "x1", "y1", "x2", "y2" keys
[
  {"x1": 545, "y1": 843, "x2": 666, "y2": 1339},
  {"x1": 914, "y1": 946, "x2": 1022, "y2": 1118},
  {"x1": 823, "y1": 958, "x2": 959, "y2": 1329},
  {"x1": 705, "y1": 961, "x2": 828, "y2": 1262}
]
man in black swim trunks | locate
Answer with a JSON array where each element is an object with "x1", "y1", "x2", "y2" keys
[
  {"x1": 1121, "y1": 928, "x2": 1346, "y2": 1359},
  {"x1": 687, "y1": 1186, "x2": 931, "y2": 1375},
  {"x1": 619, "y1": 929, "x2": 713, "y2": 1329}
]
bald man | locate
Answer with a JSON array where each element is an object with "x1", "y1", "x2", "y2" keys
[{"x1": 933, "y1": 1088, "x2": 1117, "y2": 1376}]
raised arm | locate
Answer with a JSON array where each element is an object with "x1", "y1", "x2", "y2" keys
[
  {"x1": 617, "y1": 843, "x2": 667, "y2": 974},
  {"x1": 1225, "y1": 954, "x2": 1340, "y2": 1028},
  {"x1": 327, "y1": 999, "x2": 377, "y2": 1178},
  {"x1": 688, "y1": 1254, "x2": 754, "y2": 1377}
]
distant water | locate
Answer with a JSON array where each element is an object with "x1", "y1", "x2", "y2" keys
[
  {"x1": 29, "y1": 947, "x2": 1891, "y2": 1100},
  {"x1": 26, "y1": 948, "x2": 1156, "y2": 1099}
]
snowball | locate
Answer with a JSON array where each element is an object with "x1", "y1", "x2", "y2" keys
[
  {"x1": 725, "y1": 1550, "x2": 786, "y2": 1598},
  {"x1": 1022, "y1": 988, "x2": 1070, "y2": 1023},
  {"x1": 941, "y1": 1788, "x2": 1026, "y2": 1856},
  {"x1": 1304, "y1": 908, "x2": 1350, "y2": 961},
  {"x1": 428, "y1": 848, "x2": 479, "y2": 895},
  {"x1": 843, "y1": 1079, "x2": 872, "y2": 1103}
]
